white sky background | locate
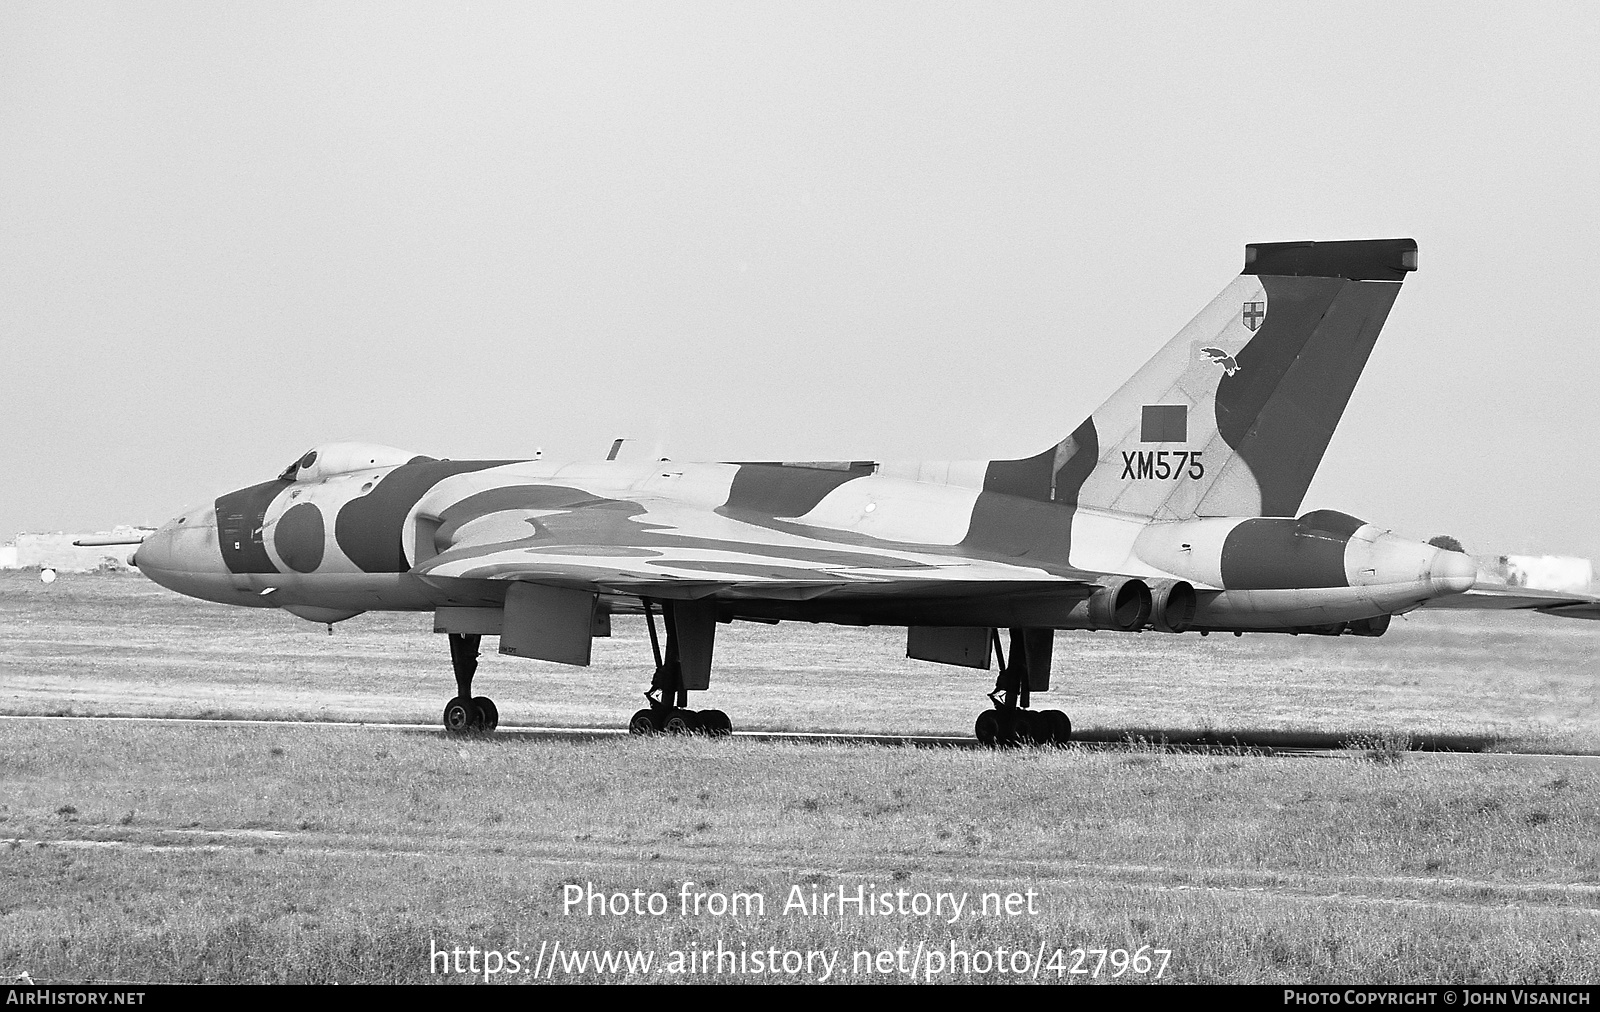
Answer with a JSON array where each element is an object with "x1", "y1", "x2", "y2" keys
[{"x1": 2, "y1": 3, "x2": 1597, "y2": 562}]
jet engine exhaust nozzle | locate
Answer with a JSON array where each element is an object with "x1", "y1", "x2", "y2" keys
[
  {"x1": 1150, "y1": 580, "x2": 1197, "y2": 633},
  {"x1": 1086, "y1": 579, "x2": 1153, "y2": 632}
]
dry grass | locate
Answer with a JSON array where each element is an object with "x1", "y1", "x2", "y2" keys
[
  {"x1": 2, "y1": 722, "x2": 1599, "y2": 983},
  {"x1": 1, "y1": 571, "x2": 1597, "y2": 750}
]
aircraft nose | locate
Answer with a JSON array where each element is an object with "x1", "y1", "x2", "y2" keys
[
  {"x1": 1428, "y1": 549, "x2": 1478, "y2": 596},
  {"x1": 131, "y1": 524, "x2": 173, "y2": 572},
  {"x1": 134, "y1": 507, "x2": 225, "y2": 591}
]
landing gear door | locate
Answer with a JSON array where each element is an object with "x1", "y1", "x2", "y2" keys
[
  {"x1": 499, "y1": 583, "x2": 597, "y2": 666},
  {"x1": 670, "y1": 600, "x2": 717, "y2": 691},
  {"x1": 906, "y1": 626, "x2": 993, "y2": 669},
  {"x1": 1016, "y1": 628, "x2": 1054, "y2": 692}
]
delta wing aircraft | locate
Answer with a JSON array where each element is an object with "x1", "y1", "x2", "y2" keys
[{"x1": 125, "y1": 239, "x2": 1600, "y2": 744}]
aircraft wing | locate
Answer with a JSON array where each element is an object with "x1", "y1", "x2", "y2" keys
[
  {"x1": 408, "y1": 484, "x2": 1098, "y2": 604},
  {"x1": 1423, "y1": 583, "x2": 1600, "y2": 620}
]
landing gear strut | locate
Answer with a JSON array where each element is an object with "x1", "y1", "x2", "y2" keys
[
  {"x1": 974, "y1": 628, "x2": 1070, "y2": 748},
  {"x1": 443, "y1": 632, "x2": 499, "y2": 734},
  {"x1": 628, "y1": 600, "x2": 731, "y2": 737}
]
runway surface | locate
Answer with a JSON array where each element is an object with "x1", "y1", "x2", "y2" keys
[{"x1": 6, "y1": 712, "x2": 1598, "y2": 763}]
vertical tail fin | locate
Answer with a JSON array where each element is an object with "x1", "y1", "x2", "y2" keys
[{"x1": 984, "y1": 238, "x2": 1417, "y2": 520}]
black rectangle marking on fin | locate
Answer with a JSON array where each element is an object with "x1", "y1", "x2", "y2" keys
[{"x1": 1140, "y1": 404, "x2": 1188, "y2": 443}]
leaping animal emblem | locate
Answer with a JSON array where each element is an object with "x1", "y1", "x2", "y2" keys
[{"x1": 1200, "y1": 347, "x2": 1241, "y2": 376}]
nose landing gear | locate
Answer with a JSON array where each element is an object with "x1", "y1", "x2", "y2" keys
[{"x1": 443, "y1": 632, "x2": 499, "y2": 734}]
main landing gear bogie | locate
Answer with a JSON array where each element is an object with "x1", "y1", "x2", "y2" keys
[
  {"x1": 974, "y1": 706, "x2": 1071, "y2": 748},
  {"x1": 628, "y1": 706, "x2": 732, "y2": 737},
  {"x1": 975, "y1": 628, "x2": 1073, "y2": 749},
  {"x1": 628, "y1": 599, "x2": 735, "y2": 738}
]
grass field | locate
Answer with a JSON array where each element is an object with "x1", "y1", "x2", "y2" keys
[
  {"x1": 3, "y1": 722, "x2": 1598, "y2": 984},
  {"x1": 2, "y1": 571, "x2": 1598, "y2": 984}
]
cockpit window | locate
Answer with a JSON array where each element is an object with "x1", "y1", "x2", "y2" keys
[
  {"x1": 276, "y1": 443, "x2": 424, "y2": 482},
  {"x1": 278, "y1": 449, "x2": 319, "y2": 482}
]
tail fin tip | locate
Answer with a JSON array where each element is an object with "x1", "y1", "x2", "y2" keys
[{"x1": 1244, "y1": 237, "x2": 1418, "y2": 282}]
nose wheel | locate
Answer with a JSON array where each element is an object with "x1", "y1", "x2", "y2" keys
[
  {"x1": 443, "y1": 695, "x2": 499, "y2": 733},
  {"x1": 442, "y1": 633, "x2": 499, "y2": 735}
]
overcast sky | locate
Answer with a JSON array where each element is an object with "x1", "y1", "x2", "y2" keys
[{"x1": 3, "y1": 3, "x2": 1597, "y2": 563}]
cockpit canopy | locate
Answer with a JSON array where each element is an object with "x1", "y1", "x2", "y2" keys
[{"x1": 279, "y1": 442, "x2": 433, "y2": 483}]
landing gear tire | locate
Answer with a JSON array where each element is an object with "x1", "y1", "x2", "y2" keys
[
  {"x1": 472, "y1": 696, "x2": 499, "y2": 732},
  {"x1": 1038, "y1": 709, "x2": 1071, "y2": 745},
  {"x1": 443, "y1": 696, "x2": 476, "y2": 735},
  {"x1": 995, "y1": 709, "x2": 1034, "y2": 747},
  {"x1": 699, "y1": 709, "x2": 732, "y2": 737},
  {"x1": 628, "y1": 708, "x2": 659, "y2": 735},
  {"x1": 975, "y1": 709, "x2": 1000, "y2": 747},
  {"x1": 663, "y1": 709, "x2": 699, "y2": 736}
]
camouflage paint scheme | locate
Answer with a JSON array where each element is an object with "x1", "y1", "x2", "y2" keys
[{"x1": 135, "y1": 239, "x2": 1589, "y2": 685}]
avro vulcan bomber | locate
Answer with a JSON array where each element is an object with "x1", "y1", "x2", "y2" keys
[{"x1": 125, "y1": 239, "x2": 1599, "y2": 744}]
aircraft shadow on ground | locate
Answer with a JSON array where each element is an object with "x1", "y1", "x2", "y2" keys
[{"x1": 476, "y1": 722, "x2": 1517, "y2": 754}]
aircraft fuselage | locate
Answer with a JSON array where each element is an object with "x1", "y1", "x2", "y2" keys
[{"x1": 136, "y1": 452, "x2": 1475, "y2": 634}]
